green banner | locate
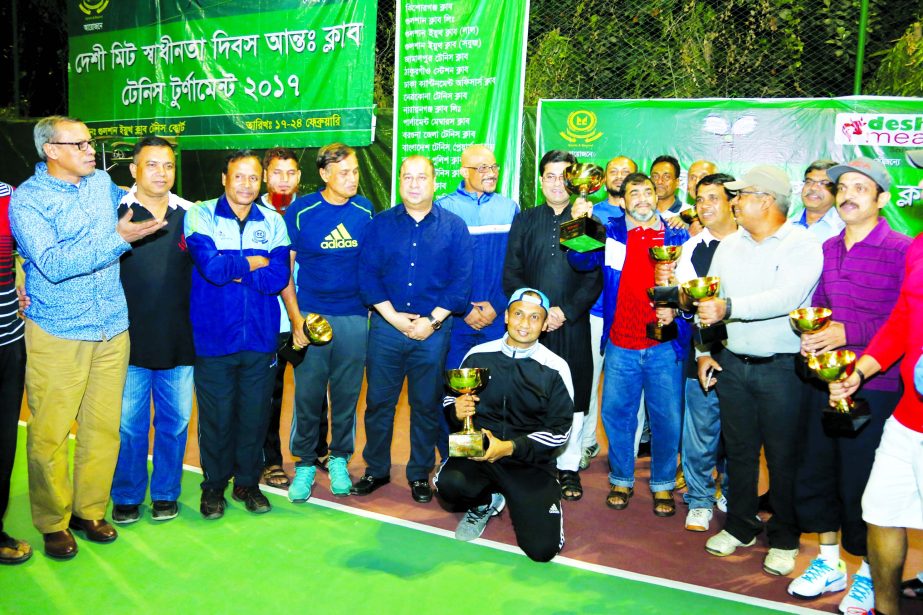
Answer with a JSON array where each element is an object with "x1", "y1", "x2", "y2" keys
[
  {"x1": 537, "y1": 98, "x2": 923, "y2": 237},
  {"x1": 392, "y1": 0, "x2": 529, "y2": 202},
  {"x1": 68, "y1": 0, "x2": 377, "y2": 149}
]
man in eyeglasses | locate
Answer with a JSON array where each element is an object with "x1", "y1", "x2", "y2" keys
[
  {"x1": 9, "y1": 116, "x2": 164, "y2": 560},
  {"x1": 792, "y1": 159, "x2": 844, "y2": 242},
  {"x1": 435, "y1": 145, "x2": 519, "y2": 460}
]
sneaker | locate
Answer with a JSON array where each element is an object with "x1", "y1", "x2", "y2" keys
[
  {"x1": 838, "y1": 573, "x2": 874, "y2": 614},
  {"x1": 151, "y1": 500, "x2": 178, "y2": 521},
  {"x1": 200, "y1": 489, "x2": 226, "y2": 520},
  {"x1": 579, "y1": 444, "x2": 599, "y2": 470},
  {"x1": 787, "y1": 558, "x2": 847, "y2": 599},
  {"x1": 716, "y1": 495, "x2": 727, "y2": 513},
  {"x1": 232, "y1": 486, "x2": 271, "y2": 514},
  {"x1": 455, "y1": 493, "x2": 506, "y2": 542},
  {"x1": 764, "y1": 547, "x2": 800, "y2": 576},
  {"x1": 288, "y1": 465, "x2": 316, "y2": 503},
  {"x1": 705, "y1": 530, "x2": 755, "y2": 557},
  {"x1": 111, "y1": 504, "x2": 141, "y2": 525},
  {"x1": 328, "y1": 457, "x2": 351, "y2": 497},
  {"x1": 685, "y1": 507, "x2": 713, "y2": 532}
]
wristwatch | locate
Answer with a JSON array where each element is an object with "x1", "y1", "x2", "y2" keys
[{"x1": 425, "y1": 315, "x2": 443, "y2": 331}]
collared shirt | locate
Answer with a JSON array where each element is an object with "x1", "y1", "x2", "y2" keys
[
  {"x1": 706, "y1": 221, "x2": 822, "y2": 357},
  {"x1": 359, "y1": 203, "x2": 472, "y2": 316},
  {"x1": 659, "y1": 196, "x2": 690, "y2": 218},
  {"x1": 10, "y1": 163, "x2": 129, "y2": 341},
  {"x1": 124, "y1": 185, "x2": 191, "y2": 212},
  {"x1": 812, "y1": 217, "x2": 911, "y2": 392},
  {"x1": 676, "y1": 227, "x2": 721, "y2": 284},
  {"x1": 792, "y1": 206, "x2": 845, "y2": 242}
]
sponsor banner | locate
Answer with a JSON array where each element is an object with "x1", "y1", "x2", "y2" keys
[
  {"x1": 392, "y1": 0, "x2": 530, "y2": 202},
  {"x1": 68, "y1": 0, "x2": 377, "y2": 149},
  {"x1": 538, "y1": 98, "x2": 923, "y2": 237}
]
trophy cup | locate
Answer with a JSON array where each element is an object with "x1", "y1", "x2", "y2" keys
[
  {"x1": 559, "y1": 163, "x2": 607, "y2": 253},
  {"x1": 790, "y1": 307, "x2": 833, "y2": 379},
  {"x1": 646, "y1": 245, "x2": 682, "y2": 342},
  {"x1": 445, "y1": 368, "x2": 490, "y2": 457},
  {"x1": 678, "y1": 208, "x2": 699, "y2": 225},
  {"x1": 807, "y1": 349, "x2": 871, "y2": 434},
  {"x1": 680, "y1": 276, "x2": 726, "y2": 346},
  {"x1": 277, "y1": 313, "x2": 334, "y2": 367}
]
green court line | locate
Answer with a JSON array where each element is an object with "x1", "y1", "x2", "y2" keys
[{"x1": 1, "y1": 427, "x2": 793, "y2": 614}]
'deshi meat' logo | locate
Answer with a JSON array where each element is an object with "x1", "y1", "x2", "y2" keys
[{"x1": 841, "y1": 117, "x2": 867, "y2": 140}]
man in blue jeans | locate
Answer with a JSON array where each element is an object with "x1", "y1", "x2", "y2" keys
[
  {"x1": 354, "y1": 155, "x2": 472, "y2": 504},
  {"x1": 110, "y1": 137, "x2": 195, "y2": 524},
  {"x1": 568, "y1": 172, "x2": 688, "y2": 516}
]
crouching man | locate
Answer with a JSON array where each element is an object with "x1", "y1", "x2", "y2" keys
[{"x1": 435, "y1": 288, "x2": 574, "y2": 562}]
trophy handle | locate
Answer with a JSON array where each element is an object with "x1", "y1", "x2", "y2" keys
[{"x1": 462, "y1": 415, "x2": 476, "y2": 433}]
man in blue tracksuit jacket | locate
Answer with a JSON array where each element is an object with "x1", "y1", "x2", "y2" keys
[{"x1": 184, "y1": 150, "x2": 290, "y2": 520}]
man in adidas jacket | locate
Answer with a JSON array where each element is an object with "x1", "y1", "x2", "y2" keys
[
  {"x1": 184, "y1": 150, "x2": 290, "y2": 519},
  {"x1": 436, "y1": 288, "x2": 573, "y2": 562}
]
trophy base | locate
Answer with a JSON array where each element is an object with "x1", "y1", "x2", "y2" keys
[
  {"x1": 449, "y1": 431, "x2": 487, "y2": 457},
  {"x1": 646, "y1": 321, "x2": 677, "y2": 343},
  {"x1": 693, "y1": 322, "x2": 727, "y2": 347},
  {"x1": 560, "y1": 216, "x2": 606, "y2": 253},
  {"x1": 647, "y1": 286, "x2": 679, "y2": 306},
  {"x1": 821, "y1": 399, "x2": 871, "y2": 436}
]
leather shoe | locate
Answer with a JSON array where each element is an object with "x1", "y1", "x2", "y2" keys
[
  {"x1": 68, "y1": 515, "x2": 118, "y2": 543},
  {"x1": 43, "y1": 530, "x2": 78, "y2": 560},
  {"x1": 409, "y1": 479, "x2": 432, "y2": 503},
  {"x1": 350, "y1": 474, "x2": 390, "y2": 496}
]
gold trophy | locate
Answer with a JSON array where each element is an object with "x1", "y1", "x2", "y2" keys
[
  {"x1": 278, "y1": 313, "x2": 334, "y2": 367},
  {"x1": 807, "y1": 349, "x2": 871, "y2": 434},
  {"x1": 679, "y1": 208, "x2": 699, "y2": 225},
  {"x1": 559, "y1": 162, "x2": 606, "y2": 253},
  {"x1": 646, "y1": 245, "x2": 682, "y2": 342},
  {"x1": 680, "y1": 276, "x2": 726, "y2": 346},
  {"x1": 445, "y1": 368, "x2": 490, "y2": 457},
  {"x1": 790, "y1": 307, "x2": 832, "y2": 379}
]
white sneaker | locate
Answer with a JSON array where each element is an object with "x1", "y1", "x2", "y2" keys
[
  {"x1": 705, "y1": 530, "x2": 755, "y2": 556},
  {"x1": 763, "y1": 547, "x2": 800, "y2": 576},
  {"x1": 685, "y1": 507, "x2": 713, "y2": 532},
  {"x1": 838, "y1": 573, "x2": 874, "y2": 614},
  {"x1": 716, "y1": 495, "x2": 727, "y2": 513},
  {"x1": 455, "y1": 493, "x2": 506, "y2": 542},
  {"x1": 787, "y1": 557, "x2": 847, "y2": 598}
]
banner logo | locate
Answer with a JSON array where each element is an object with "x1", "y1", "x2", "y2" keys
[
  {"x1": 559, "y1": 110, "x2": 602, "y2": 144},
  {"x1": 702, "y1": 114, "x2": 757, "y2": 143},
  {"x1": 78, "y1": 0, "x2": 109, "y2": 15},
  {"x1": 835, "y1": 113, "x2": 923, "y2": 146}
]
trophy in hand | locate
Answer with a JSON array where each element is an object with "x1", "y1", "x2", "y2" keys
[
  {"x1": 807, "y1": 349, "x2": 871, "y2": 434},
  {"x1": 790, "y1": 307, "x2": 832, "y2": 379},
  {"x1": 445, "y1": 368, "x2": 490, "y2": 457},
  {"x1": 559, "y1": 162, "x2": 606, "y2": 253},
  {"x1": 278, "y1": 313, "x2": 334, "y2": 366},
  {"x1": 678, "y1": 208, "x2": 699, "y2": 225},
  {"x1": 680, "y1": 276, "x2": 726, "y2": 346},
  {"x1": 646, "y1": 245, "x2": 682, "y2": 342}
]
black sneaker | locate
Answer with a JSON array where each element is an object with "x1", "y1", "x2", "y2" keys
[
  {"x1": 232, "y1": 486, "x2": 271, "y2": 514},
  {"x1": 151, "y1": 500, "x2": 178, "y2": 521},
  {"x1": 112, "y1": 504, "x2": 141, "y2": 525},
  {"x1": 200, "y1": 488, "x2": 226, "y2": 520}
]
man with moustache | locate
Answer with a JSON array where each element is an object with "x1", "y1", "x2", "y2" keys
[
  {"x1": 282, "y1": 143, "x2": 374, "y2": 501},
  {"x1": 569, "y1": 172, "x2": 688, "y2": 515},
  {"x1": 673, "y1": 173, "x2": 737, "y2": 532},
  {"x1": 110, "y1": 136, "x2": 195, "y2": 525},
  {"x1": 10, "y1": 116, "x2": 164, "y2": 559},
  {"x1": 581, "y1": 155, "x2": 636, "y2": 470},
  {"x1": 504, "y1": 150, "x2": 602, "y2": 501},
  {"x1": 792, "y1": 159, "x2": 844, "y2": 242},
  {"x1": 436, "y1": 145, "x2": 519, "y2": 460},
  {"x1": 354, "y1": 156, "x2": 472, "y2": 503},
  {"x1": 185, "y1": 150, "x2": 290, "y2": 519}
]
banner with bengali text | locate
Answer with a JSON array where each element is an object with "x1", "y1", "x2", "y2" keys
[
  {"x1": 537, "y1": 97, "x2": 923, "y2": 237},
  {"x1": 392, "y1": 0, "x2": 529, "y2": 203},
  {"x1": 68, "y1": 0, "x2": 377, "y2": 149}
]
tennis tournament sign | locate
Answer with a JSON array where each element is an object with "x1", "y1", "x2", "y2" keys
[
  {"x1": 392, "y1": 0, "x2": 529, "y2": 202},
  {"x1": 68, "y1": 0, "x2": 377, "y2": 149}
]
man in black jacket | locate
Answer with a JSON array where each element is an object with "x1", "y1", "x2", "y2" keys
[{"x1": 435, "y1": 288, "x2": 574, "y2": 562}]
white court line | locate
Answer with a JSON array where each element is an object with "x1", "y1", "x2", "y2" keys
[{"x1": 18, "y1": 419, "x2": 819, "y2": 615}]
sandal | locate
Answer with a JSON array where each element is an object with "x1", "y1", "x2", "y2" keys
[
  {"x1": 653, "y1": 490, "x2": 676, "y2": 517},
  {"x1": 0, "y1": 533, "x2": 32, "y2": 565},
  {"x1": 261, "y1": 464, "x2": 291, "y2": 488},
  {"x1": 605, "y1": 486, "x2": 633, "y2": 510},
  {"x1": 559, "y1": 470, "x2": 583, "y2": 501},
  {"x1": 901, "y1": 577, "x2": 923, "y2": 600}
]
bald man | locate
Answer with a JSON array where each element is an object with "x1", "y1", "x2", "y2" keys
[{"x1": 687, "y1": 160, "x2": 718, "y2": 201}]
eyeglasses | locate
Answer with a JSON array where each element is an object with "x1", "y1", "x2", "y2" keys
[
  {"x1": 464, "y1": 164, "x2": 500, "y2": 174},
  {"x1": 48, "y1": 140, "x2": 97, "y2": 152},
  {"x1": 803, "y1": 179, "x2": 834, "y2": 189},
  {"x1": 542, "y1": 174, "x2": 566, "y2": 185}
]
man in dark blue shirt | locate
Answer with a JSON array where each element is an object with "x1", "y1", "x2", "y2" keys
[{"x1": 354, "y1": 156, "x2": 473, "y2": 503}]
